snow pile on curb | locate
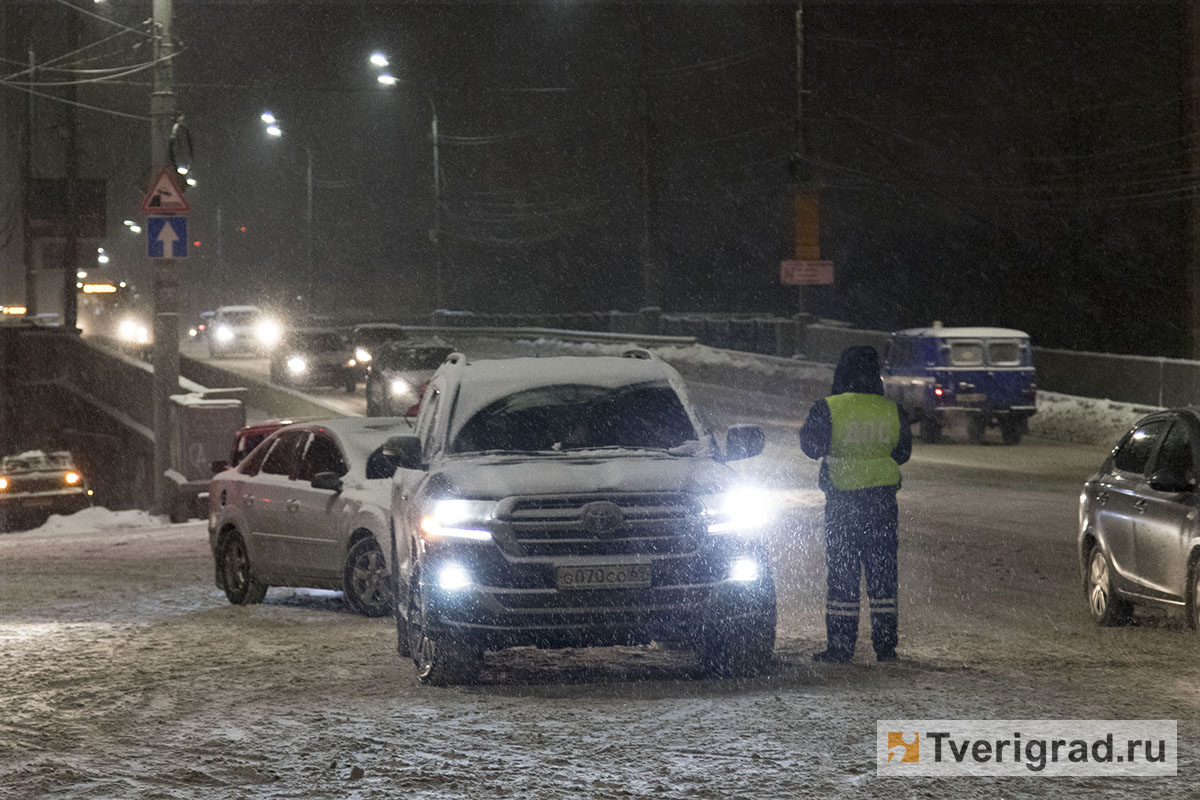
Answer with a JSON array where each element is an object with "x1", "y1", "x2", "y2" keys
[
  {"x1": 1029, "y1": 391, "x2": 1156, "y2": 446},
  {"x1": 23, "y1": 507, "x2": 169, "y2": 537}
]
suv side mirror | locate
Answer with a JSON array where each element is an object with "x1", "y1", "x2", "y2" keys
[
  {"x1": 1150, "y1": 469, "x2": 1194, "y2": 494},
  {"x1": 724, "y1": 424, "x2": 764, "y2": 462},
  {"x1": 211, "y1": 460, "x2": 229, "y2": 474},
  {"x1": 312, "y1": 471, "x2": 344, "y2": 492},
  {"x1": 382, "y1": 435, "x2": 425, "y2": 471}
]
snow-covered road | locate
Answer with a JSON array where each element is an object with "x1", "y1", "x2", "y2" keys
[{"x1": 2, "y1": 378, "x2": 1197, "y2": 798}]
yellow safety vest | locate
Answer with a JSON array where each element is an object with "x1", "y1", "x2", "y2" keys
[{"x1": 826, "y1": 393, "x2": 902, "y2": 491}]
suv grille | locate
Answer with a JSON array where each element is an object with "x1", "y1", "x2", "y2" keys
[{"x1": 499, "y1": 493, "x2": 702, "y2": 557}]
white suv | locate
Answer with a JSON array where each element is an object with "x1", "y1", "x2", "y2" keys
[
  {"x1": 208, "y1": 305, "x2": 281, "y2": 358},
  {"x1": 384, "y1": 350, "x2": 775, "y2": 684}
]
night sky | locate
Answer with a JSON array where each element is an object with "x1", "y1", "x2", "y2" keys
[{"x1": 0, "y1": 2, "x2": 1189, "y2": 356}]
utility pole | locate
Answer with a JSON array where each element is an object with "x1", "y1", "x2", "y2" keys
[
  {"x1": 305, "y1": 146, "x2": 314, "y2": 308},
  {"x1": 430, "y1": 100, "x2": 443, "y2": 309},
  {"x1": 635, "y1": 4, "x2": 661, "y2": 310},
  {"x1": 61, "y1": 7, "x2": 80, "y2": 330},
  {"x1": 22, "y1": 46, "x2": 36, "y2": 315},
  {"x1": 1187, "y1": 1, "x2": 1200, "y2": 358},
  {"x1": 150, "y1": 0, "x2": 178, "y2": 515},
  {"x1": 793, "y1": 1, "x2": 809, "y2": 316}
]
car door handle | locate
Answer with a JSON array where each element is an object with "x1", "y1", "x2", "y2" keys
[
  {"x1": 242, "y1": 494, "x2": 254, "y2": 508},
  {"x1": 1133, "y1": 498, "x2": 1148, "y2": 514},
  {"x1": 286, "y1": 498, "x2": 301, "y2": 513}
]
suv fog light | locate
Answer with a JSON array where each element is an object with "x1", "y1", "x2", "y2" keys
[
  {"x1": 729, "y1": 557, "x2": 760, "y2": 583},
  {"x1": 437, "y1": 563, "x2": 473, "y2": 591}
]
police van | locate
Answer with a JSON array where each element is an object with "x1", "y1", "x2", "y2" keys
[{"x1": 881, "y1": 326, "x2": 1037, "y2": 445}]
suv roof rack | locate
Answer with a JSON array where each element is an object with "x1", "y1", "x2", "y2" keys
[{"x1": 621, "y1": 347, "x2": 654, "y2": 360}]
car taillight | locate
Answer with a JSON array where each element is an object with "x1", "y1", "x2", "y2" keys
[
  {"x1": 933, "y1": 385, "x2": 945, "y2": 398},
  {"x1": 64, "y1": 471, "x2": 81, "y2": 485}
]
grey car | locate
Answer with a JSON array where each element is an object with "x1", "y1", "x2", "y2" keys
[
  {"x1": 1079, "y1": 409, "x2": 1200, "y2": 629},
  {"x1": 208, "y1": 417, "x2": 411, "y2": 616}
]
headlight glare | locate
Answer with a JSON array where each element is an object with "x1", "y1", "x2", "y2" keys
[
  {"x1": 0, "y1": 477, "x2": 8, "y2": 491},
  {"x1": 390, "y1": 377, "x2": 412, "y2": 397},
  {"x1": 355, "y1": 347, "x2": 372, "y2": 363},
  {"x1": 701, "y1": 487, "x2": 771, "y2": 534},
  {"x1": 64, "y1": 471, "x2": 81, "y2": 485},
  {"x1": 436, "y1": 563, "x2": 473, "y2": 591},
  {"x1": 286, "y1": 355, "x2": 307, "y2": 375},
  {"x1": 256, "y1": 319, "x2": 282, "y2": 346},
  {"x1": 419, "y1": 499, "x2": 497, "y2": 541},
  {"x1": 728, "y1": 557, "x2": 761, "y2": 582},
  {"x1": 214, "y1": 325, "x2": 234, "y2": 343}
]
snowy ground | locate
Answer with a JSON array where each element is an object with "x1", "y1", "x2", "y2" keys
[{"x1": 2, "y1": 372, "x2": 1197, "y2": 798}]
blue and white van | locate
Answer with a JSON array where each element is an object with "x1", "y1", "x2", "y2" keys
[{"x1": 881, "y1": 326, "x2": 1037, "y2": 445}]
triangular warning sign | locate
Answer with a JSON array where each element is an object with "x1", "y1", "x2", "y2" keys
[{"x1": 140, "y1": 168, "x2": 190, "y2": 214}]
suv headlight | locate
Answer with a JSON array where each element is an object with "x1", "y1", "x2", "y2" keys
[
  {"x1": 287, "y1": 355, "x2": 307, "y2": 375},
  {"x1": 390, "y1": 377, "x2": 412, "y2": 397},
  {"x1": 700, "y1": 487, "x2": 771, "y2": 534},
  {"x1": 256, "y1": 319, "x2": 282, "y2": 346},
  {"x1": 355, "y1": 346, "x2": 372, "y2": 363},
  {"x1": 420, "y1": 499, "x2": 497, "y2": 541},
  {"x1": 214, "y1": 324, "x2": 234, "y2": 343}
]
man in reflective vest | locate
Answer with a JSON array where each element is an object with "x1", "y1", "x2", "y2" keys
[{"x1": 800, "y1": 346, "x2": 911, "y2": 662}]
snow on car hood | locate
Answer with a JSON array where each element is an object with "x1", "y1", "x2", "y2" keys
[{"x1": 426, "y1": 449, "x2": 738, "y2": 500}]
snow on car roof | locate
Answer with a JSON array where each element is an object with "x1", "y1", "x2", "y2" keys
[
  {"x1": 300, "y1": 417, "x2": 413, "y2": 463},
  {"x1": 896, "y1": 326, "x2": 1029, "y2": 339},
  {"x1": 1, "y1": 450, "x2": 74, "y2": 472}
]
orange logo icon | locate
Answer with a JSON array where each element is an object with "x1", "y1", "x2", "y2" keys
[{"x1": 887, "y1": 732, "x2": 919, "y2": 763}]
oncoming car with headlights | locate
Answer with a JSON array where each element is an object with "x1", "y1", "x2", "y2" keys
[
  {"x1": 385, "y1": 350, "x2": 775, "y2": 685},
  {"x1": 207, "y1": 305, "x2": 282, "y2": 358},
  {"x1": 0, "y1": 450, "x2": 93, "y2": 532},
  {"x1": 365, "y1": 340, "x2": 454, "y2": 417},
  {"x1": 269, "y1": 328, "x2": 359, "y2": 392}
]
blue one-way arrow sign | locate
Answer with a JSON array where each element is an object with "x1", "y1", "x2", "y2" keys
[{"x1": 147, "y1": 216, "x2": 188, "y2": 259}]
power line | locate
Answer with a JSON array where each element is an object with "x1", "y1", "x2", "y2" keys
[
  {"x1": 0, "y1": 81, "x2": 148, "y2": 122},
  {"x1": 0, "y1": 52, "x2": 179, "y2": 88},
  {"x1": 49, "y1": 0, "x2": 155, "y2": 42}
]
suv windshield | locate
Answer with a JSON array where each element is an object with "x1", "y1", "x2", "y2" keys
[
  {"x1": 289, "y1": 332, "x2": 346, "y2": 351},
  {"x1": 221, "y1": 311, "x2": 257, "y2": 326},
  {"x1": 451, "y1": 381, "x2": 698, "y2": 454},
  {"x1": 378, "y1": 345, "x2": 453, "y2": 371}
]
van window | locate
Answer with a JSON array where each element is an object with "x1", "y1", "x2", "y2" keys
[
  {"x1": 887, "y1": 338, "x2": 917, "y2": 368},
  {"x1": 948, "y1": 341, "x2": 984, "y2": 366},
  {"x1": 987, "y1": 341, "x2": 1022, "y2": 366}
]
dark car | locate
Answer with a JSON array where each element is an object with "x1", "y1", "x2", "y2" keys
[
  {"x1": 365, "y1": 340, "x2": 454, "y2": 417},
  {"x1": 1079, "y1": 409, "x2": 1200, "y2": 630},
  {"x1": 351, "y1": 323, "x2": 409, "y2": 368},
  {"x1": 269, "y1": 328, "x2": 358, "y2": 392},
  {"x1": 0, "y1": 450, "x2": 93, "y2": 532},
  {"x1": 882, "y1": 326, "x2": 1037, "y2": 444}
]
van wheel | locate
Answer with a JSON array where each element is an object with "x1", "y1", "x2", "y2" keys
[
  {"x1": 1086, "y1": 544, "x2": 1130, "y2": 626},
  {"x1": 966, "y1": 415, "x2": 987, "y2": 444},
  {"x1": 220, "y1": 531, "x2": 267, "y2": 605},
  {"x1": 1000, "y1": 417, "x2": 1024, "y2": 445},
  {"x1": 920, "y1": 414, "x2": 942, "y2": 444}
]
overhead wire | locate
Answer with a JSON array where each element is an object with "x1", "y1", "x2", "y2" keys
[
  {"x1": 0, "y1": 52, "x2": 179, "y2": 88},
  {"x1": 49, "y1": 0, "x2": 155, "y2": 42}
]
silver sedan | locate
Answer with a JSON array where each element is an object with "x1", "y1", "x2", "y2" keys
[
  {"x1": 1079, "y1": 409, "x2": 1200, "y2": 630},
  {"x1": 208, "y1": 417, "x2": 412, "y2": 616}
]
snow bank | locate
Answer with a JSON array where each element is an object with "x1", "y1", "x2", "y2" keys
[
  {"x1": 20, "y1": 506, "x2": 170, "y2": 537},
  {"x1": 1028, "y1": 390, "x2": 1154, "y2": 446}
]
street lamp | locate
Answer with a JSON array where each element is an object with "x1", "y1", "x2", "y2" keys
[
  {"x1": 259, "y1": 111, "x2": 314, "y2": 312},
  {"x1": 368, "y1": 52, "x2": 444, "y2": 309}
]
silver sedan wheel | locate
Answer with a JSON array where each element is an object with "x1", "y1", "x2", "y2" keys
[
  {"x1": 343, "y1": 538, "x2": 392, "y2": 617},
  {"x1": 1088, "y1": 549, "x2": 1110, "y2": 620}
]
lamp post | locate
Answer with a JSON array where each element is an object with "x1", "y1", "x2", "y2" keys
[
  {"x1": 369, "y1": 53, "x2": 444, "y2": 309},
  {"x1": 260, "y1": 112, "x2": 314, "y2": 311}
]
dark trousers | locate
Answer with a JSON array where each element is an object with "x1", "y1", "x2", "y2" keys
[{"x1": 823, "y1": 486, "x2": 899, "y2": 657}]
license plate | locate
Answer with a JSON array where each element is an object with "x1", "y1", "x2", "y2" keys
[
  {"x1": 957, "y1": 393, "x2": 986, "y2": 403},
  {"x1": 555, "y1": 564, "x2": 652, "y2": 590}
]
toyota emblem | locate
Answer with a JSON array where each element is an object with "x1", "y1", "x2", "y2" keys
[{"x1": 581, "y1": 501, "x2": 624, "y2": 535}]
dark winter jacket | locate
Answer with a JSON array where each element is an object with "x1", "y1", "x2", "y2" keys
[{"x1": 800, "y1": 346, "x2": 911, "y2": 492}]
